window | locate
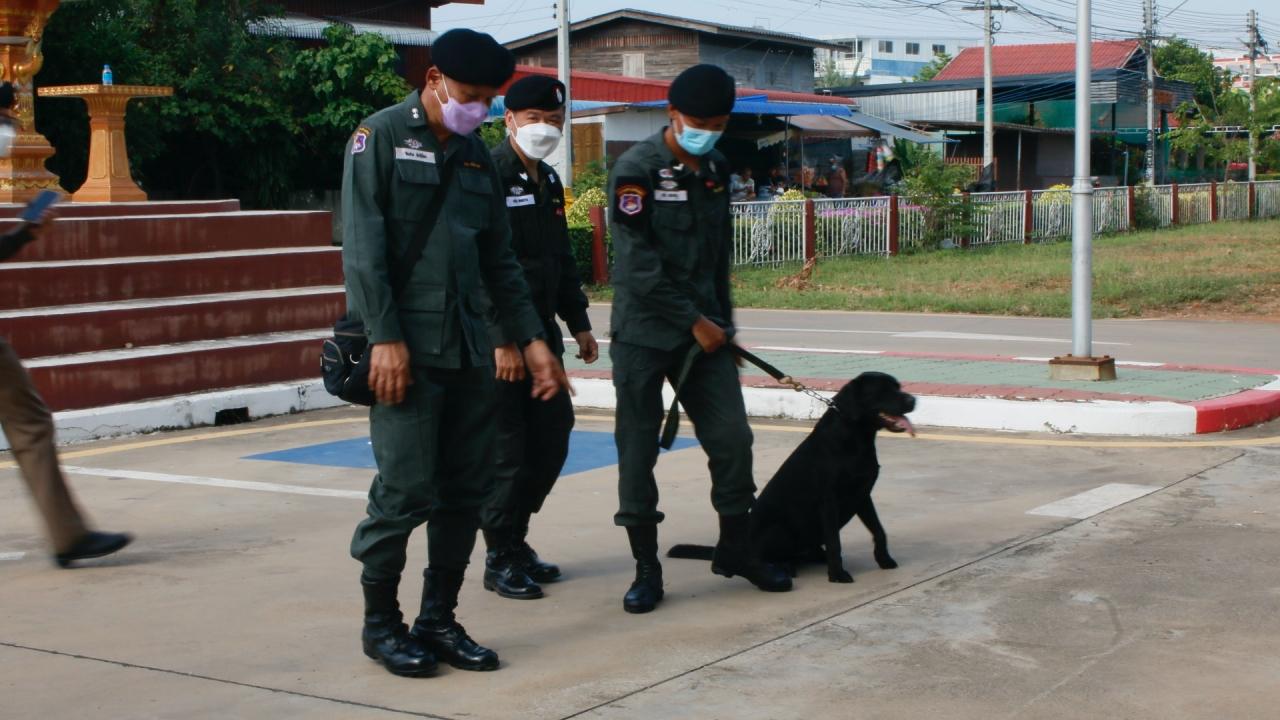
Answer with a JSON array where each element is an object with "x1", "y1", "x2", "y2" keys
[
  {"x1": 933, "y1": 43, "x2": 946, "y2": 55},
  {"x1": 906, "y1": 42, "x2": 920, "y2": 55},
  {"x1": 621, "y1": 52, "x2": 645, "y2": 78},
  {"x1": 878, "y1": 40, "x2": 893, "y2": 53},
  {"x1": 854, "y1": 40, "x2": 864, "y2": 53}
]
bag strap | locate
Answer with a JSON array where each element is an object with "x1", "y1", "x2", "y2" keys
[{"x1": 389, "y1": 153, "x2": 458, "y2": 300}]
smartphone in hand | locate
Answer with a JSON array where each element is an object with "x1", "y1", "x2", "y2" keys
[{"x1": 20, "y1": 189, "x2": 61, "y2": 225}]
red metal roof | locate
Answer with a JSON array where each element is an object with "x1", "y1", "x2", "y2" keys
[
  {"x1": 504, "y1": 65, "x2": 855, "y2": 105},
  {"x1": 933, "y1": 40, "x2": 1141, "y2": 81}
]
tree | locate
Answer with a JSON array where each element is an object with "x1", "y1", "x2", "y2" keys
[
  {"x1": 816, "y1": 58, "x2": 857, "y2": 89},
  {"x1": 914, "y1": 52, "x2": 952, "y2": 83}
]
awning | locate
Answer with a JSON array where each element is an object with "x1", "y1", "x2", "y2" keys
[
  {"x1": 251, "y1": 14, "x2": 438, "y2": 47},
  {"x1": 845, "y1": 111, "x2": 948, "y2": 144},
  {"x1": 487, "y1": 98, "x2": 625, "y2": 120},
  {"x1": 632, "y1": 98, "x2": 855, "y2": 117}
]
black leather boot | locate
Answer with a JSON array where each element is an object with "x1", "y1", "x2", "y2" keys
[
  {"x1": 513, "y1": 515, "x2": 561, "y2": 583},
  {"x1": 482, "y1": 529, "x2": 543, "y2": 600},
  {"x1": 711, "y1": 514, "x2": 793, "y2": 592},
  {"x1": 55, "y1": 531, "x2": 132, "y2": 568},
  {"x1": 361, "y1": 576, "x2": 438, "y2": 678},
  {"x1": 623, "y1": 525, "x2": 663, "y2": 614},
  {"x1": 410, "y1": 568, "x2": 500, "y2": 671}
]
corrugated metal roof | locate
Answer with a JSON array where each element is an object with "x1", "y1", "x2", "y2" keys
[
  {"x1": 505, "y1": 9, "x2": 846, "y2": 52},
  {"x1": 251, "y1": 14, "x2": 438, "y2": 47},
  {"x1": 632, "y1": 97, "x2": 855, "y2": 117},
  {"x1": 934, "y1": 40, "x2": 1140, "y2": 81},
  {"x1": 504, "y1": 66, "x2": 856, "y2": 106}
]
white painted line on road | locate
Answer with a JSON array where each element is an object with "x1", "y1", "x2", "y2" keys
[
  {"x1": 751, "y1": 346, "x2": 884, "y2": 355},
  {"x1": 739, "y1": 326, "x2": 895, "y2": 335},
  {"x1": 895, "y1": 331, "x2": 1128, "y2": 345},
  {"x1": 64, "y1": 466, "x2": 366, "y2": 500},
  {"x1": 0, "y1": 551, "x2": 26, "y2": 561},
  {"x1": 1027, "y1": 483, "x2": 1162, "y2": 520}
]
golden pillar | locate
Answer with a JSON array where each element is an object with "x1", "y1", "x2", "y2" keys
[{"x1": 0, "y1": 0, "x2": 62, "y2": 202}]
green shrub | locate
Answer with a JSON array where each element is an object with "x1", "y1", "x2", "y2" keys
[
  {"x1": 566, "y1": 187, "x2": 607, "y2": 226},
  {"x1": 568, "y1": 223, "x2": 612, "y2": 284}
]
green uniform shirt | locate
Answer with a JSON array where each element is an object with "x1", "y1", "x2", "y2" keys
[
  {"x1": 341, "y1": 91, "x2": 543, "y2": 368},
  {"x1": 488, "y1": 139, "x2": 591, "y2": 356},
  {"x1": 607, "y1": 130, "x2": 735, "y2": 351}
]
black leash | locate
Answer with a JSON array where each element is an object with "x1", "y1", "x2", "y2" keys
[{"x1": 659, "y1": 344, "x2": 838, "y2": 449}]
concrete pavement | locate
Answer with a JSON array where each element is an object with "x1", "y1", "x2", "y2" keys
[{"x1": 3, "y1": 407, "x2": 1280, "y2": 719}]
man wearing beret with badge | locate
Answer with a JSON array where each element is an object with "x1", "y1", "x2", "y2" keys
[
  {"x1": 479, "y1": 75, "x2": 599, "y2": 600},
  {"x1": 342, "y1": 28, "x2": 571, "y2": 678},
  {"x1": 606, "y1": 64, "x2": 792, "y2": 615}
]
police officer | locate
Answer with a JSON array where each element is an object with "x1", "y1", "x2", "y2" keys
[
  {"x1": 342, "y1": 29, "x2": 570, "y2": 678},
  {"x1": 607, "y1": 65, "x2": 792, "y2": 614},
  {"x1": 480, "y1": 76, "x2": 599, "y2": 600}
]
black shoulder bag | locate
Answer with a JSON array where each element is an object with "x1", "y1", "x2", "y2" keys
[{"x1": 321, "y1": 157, "x2": 457, "y2": 406}]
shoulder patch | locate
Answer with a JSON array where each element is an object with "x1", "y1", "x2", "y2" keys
[
  {"x1": 613, "y1": 176, "x2": 650, "y2": 224},
  {"x1": 351, "y1": 126, "x2": 372, "y2": 155}
]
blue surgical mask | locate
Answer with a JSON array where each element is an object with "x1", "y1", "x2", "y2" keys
[{"x1": 675, "y1": 116, "x2": 722, "y2": 156}]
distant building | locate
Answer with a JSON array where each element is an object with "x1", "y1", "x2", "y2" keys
[
  {"x1": 815, "y1": 36, "x2": 979, "y2": 85},
  {"x1": 504, "y1": 9, "x2": 845, "y2": 94},
  {"x1": 1213, "y1": 50, "x2": 1280, "y2": 91}
]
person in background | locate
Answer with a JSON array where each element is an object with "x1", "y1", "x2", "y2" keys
[
  {"x1": 729, "y1": 167, "x2": 756, "y2": 202},
  {"x1": 0, "y1": 82, "x2": 133, "y2": 569},
  {"x1": 826, "y1": 156, "x2": 848, "y2": 198}
]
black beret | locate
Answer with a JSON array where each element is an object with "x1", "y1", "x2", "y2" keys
[
  {"x1": 431, "y1": 29, "x2": 515, "y2": 88},
  {"x1": 0, "y1": 83, "x2": 14, "y2": 110},
  {"x1": 505, "y1": 75, "x2": 566, "y2": 112},
  {"x1": 668, "y1": 64, "x2": 736, "y2": 118}
]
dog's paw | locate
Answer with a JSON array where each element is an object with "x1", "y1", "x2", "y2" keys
[
  {"x1": 828, "y1": 569, "x2": 855, "y2": 583},
  {"x1": 875, "y1": 554, "x2": 898, "y2": 570}
]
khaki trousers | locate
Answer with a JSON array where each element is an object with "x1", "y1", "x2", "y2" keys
[{"x1": 0, "y1": 337, "x2": 87, "y2": 553}]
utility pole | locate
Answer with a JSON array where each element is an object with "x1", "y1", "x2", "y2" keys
[
  {"x1": 962, "y1": 2, "x2": 1013, "y2": 176},
  {"x1": 557, "y1": 0, "x2": 573, "y2": 187},
  {"x1": 1143, "y1": 0, "x2": 1157, "y2": 185},
  {"x1": 1245, "y1": 10, "x2": 1266, "y2": 183}
]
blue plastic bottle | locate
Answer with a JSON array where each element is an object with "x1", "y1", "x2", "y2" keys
[{"x1": 102, "y1": 64, "x2": 113, "y2": 86}]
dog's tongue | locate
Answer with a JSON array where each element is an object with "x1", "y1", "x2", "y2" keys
[{"x1": 885, "y1": 415, "x2": 917, "y2": 437}]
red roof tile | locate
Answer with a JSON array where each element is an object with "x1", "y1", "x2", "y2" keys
[
  {"x1": 933, "y1": 40, "x2": 1140, "y2": 81},
  {"x1": 505, "y1": 65, "x2": 855, "y2": 105}
]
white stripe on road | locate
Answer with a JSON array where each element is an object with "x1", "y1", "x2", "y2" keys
[
  {"x1": 64, "y1": 466, "x2": 367, "y2": 500},
  {"x1": 1027, "y1": 483, "x2": 1162, "y2": 520},
  {"x1": 739, "y1": 327, "x2": 1128, "y2": 345},
  {"x1": 750, "y1": 346, "x2": 884, "y2": 355},
  {"x1": 0, "y1": 552, "x2": 26, "y2": 561}
]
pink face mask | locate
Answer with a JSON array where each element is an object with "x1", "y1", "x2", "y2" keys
[{"x1": 434, "y1": 78, "x2": 489, "y2": 136}]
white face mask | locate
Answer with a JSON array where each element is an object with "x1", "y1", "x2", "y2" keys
[
  {"x1": 512, "y1": 121, "x2": 562, "y2": 160},
  {"x1": 0, "y1": 123, "x2": 15, "y2": 158}
]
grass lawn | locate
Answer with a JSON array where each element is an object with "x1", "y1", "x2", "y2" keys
[{"x1": 590, "y1": 220, "x2": 1280, "y2": 319}]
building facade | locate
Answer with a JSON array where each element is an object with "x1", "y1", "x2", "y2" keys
[
  {"x1": 1213, "y1": 51, "x2": 1280, "y2": 91},
  {"x1": 505, "y1": 10, "x2": 844, "y2": 94},
  {"x1": 815, "y1": 36, "x2": 979, "y2": 85}
]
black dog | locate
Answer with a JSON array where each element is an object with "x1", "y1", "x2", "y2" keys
[{"x1": 669, "y1": 372, "x2": 915, "y2": 583}]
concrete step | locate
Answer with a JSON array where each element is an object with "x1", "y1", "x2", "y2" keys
[
  {"x1": 0, "y1": 287, "x2": 345, "y2": 358},
  {"x1": 0, "y1": 210, "x2": 332, "y2": 261},
  {"x1": 0, "y1": 199, "x2": 241, "y2": 219},
  {"x1": 0, "y1": 247, "x2": 343, "y2": 310},
  {"x1": 25, "y1": 330, "x2": 331, "y2": 412}
]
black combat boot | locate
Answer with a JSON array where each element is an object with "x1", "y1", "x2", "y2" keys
[
  {"x1": 512, "y1": 514, "x2": 561, "y2": 583},
  {"x1": 623, "y1": 525, "x2": 663, "y2": 614},
  {"x1": 482, "y1": 529, "x2": 544, "y2": 600},
  {"x1": 360, "y1": 576, "x2": 438, "y2": 678},
  {"x1": 711, "y1": 514, "x2": 793, "y2": 592},
  {"x1": 410, "y1": 568, "x2": 500, "y2": 671}
]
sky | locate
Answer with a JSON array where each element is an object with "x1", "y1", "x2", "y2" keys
[{"x1": 432, "y1": 0, "x2": 1277, "y2": 55}]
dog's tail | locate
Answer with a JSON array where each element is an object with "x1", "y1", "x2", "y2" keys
[{"x1": 666, "y1": 544, "x2": 715, "y2": 560}]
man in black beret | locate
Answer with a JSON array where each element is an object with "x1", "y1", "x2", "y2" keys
[
  {"x1": 479, "y1": 75, "x2": 599, "y2": 601},
  {"x1": 606, "y1": 64, "x2": 792, "y2": 615},
  {"x1": 342, "y1": 28, "x2": 571, "y2": 677}
]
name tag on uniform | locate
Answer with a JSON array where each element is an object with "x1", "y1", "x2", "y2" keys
[
  {"x1": 505, "y1": 194, "x2": 536, "y2": 207},
  {"x1": 395, "y1": 147, "x2": 436, "y2": 164},
  {"x1": 655, "y1": 189, "x2": 688, "y2": 202}
]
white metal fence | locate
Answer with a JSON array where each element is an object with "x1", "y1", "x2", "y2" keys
[
  {"x1": 725, "y1": 180, "x2": 1280, "y2": 266},
  {"x1": 811, "y1": 197, "x2": 892, "y2": 258}
]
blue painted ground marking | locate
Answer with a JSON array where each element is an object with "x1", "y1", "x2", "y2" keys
[{"x1": 245, "y1": 430, "x2": 699, "y2": 476}]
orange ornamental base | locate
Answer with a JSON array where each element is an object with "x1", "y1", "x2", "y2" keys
[
  {"x1": 0, "y1": 0, "x2": 63, "y2": 203},
  {"x1": 37, "y1": 84, "x2": 174, "y2": 203}
]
